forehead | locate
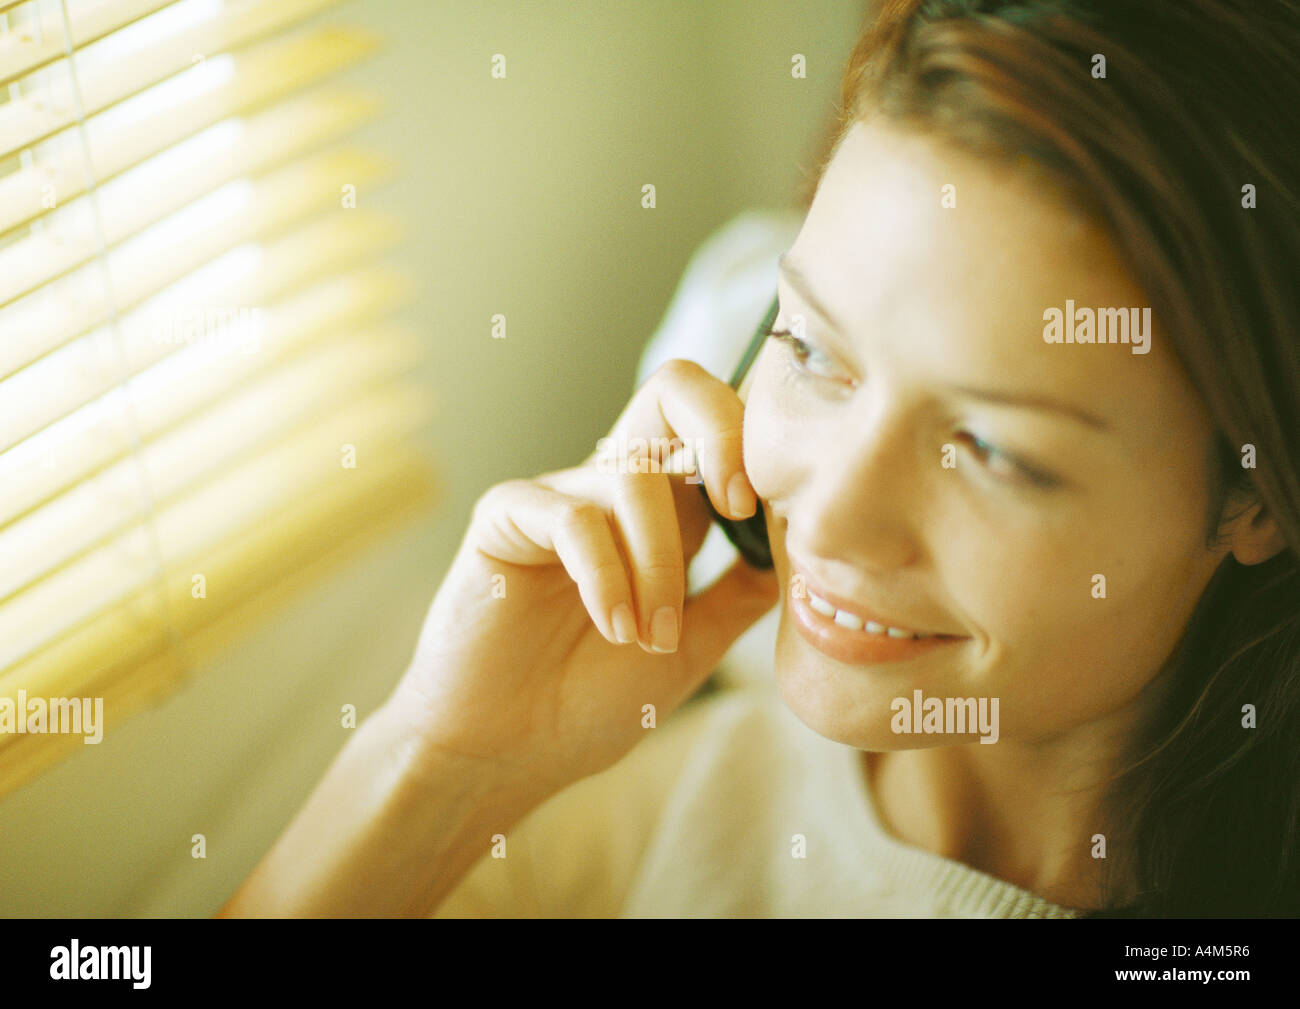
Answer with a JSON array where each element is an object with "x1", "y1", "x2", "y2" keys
[{"x1": 789, "y1": 119, "x2": 1204, "y2": 436}]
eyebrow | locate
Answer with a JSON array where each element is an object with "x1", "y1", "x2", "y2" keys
[
  {"x1": 775, "y1": 251, "x2": 1112, "y2": 433},
  {"x1": 778, "y1": 251, "x2": 847, "y2": 335},
  {"x1": 945, "y1": 383, "x2": 1111, "y2": 431}
]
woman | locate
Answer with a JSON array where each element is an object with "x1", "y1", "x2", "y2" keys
[{"x1": 218, "y1": 0, "x2": 1300, "y2": 917}]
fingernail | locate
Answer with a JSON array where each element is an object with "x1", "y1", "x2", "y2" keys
[
  {"x1": 611, "y1": 603, "x2": 636, "y2": 644},
  {"x1": 727, "y1": 472, "x2": 756, "y2": 517},
  {"x1": 650, "y1": 606, "x2": 679, "y2": 653}
]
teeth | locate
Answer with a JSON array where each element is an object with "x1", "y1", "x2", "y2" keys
[
  {"x1": 833, "y1": 610, "x2": 863, "y2": 631},
  {"x1": 806, "y1": 591, "x2": 930, "y2": 640},
  {"x1": 808, "y1": 595, "x2": 837, "y2": 618}
]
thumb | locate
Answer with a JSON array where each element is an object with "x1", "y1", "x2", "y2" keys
[{"x1": 675, "y1": 556, "x2": 781, "y2": 682}]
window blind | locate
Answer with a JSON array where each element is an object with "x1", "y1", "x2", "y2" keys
[{"x1": 0, "y1": 0, "x2": 438, "y2": 800}]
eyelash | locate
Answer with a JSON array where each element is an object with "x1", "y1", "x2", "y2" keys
[
  {"x1": 765, "y1": 327, "x2": 1060, "y2": 491},
  {"x1": 952, "y1": 432, "x2": 1059, "y2": 489},
  {"x1": 767, "y1": 327, "x2": 839, "y2": 384}
]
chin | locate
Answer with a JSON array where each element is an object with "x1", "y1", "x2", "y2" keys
[{"x1": 771, "y1": 615, "x2": 923, "y2": 751}]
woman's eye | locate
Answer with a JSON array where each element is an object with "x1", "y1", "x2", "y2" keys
[
  {"x1": 954, "y1": 431, "x2": 1059, "y2": 490},
  {"x1": 767, "y1": 328, "x2": 843, "y2": 383}
]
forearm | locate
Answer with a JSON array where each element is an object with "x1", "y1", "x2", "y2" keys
[{"x1": 215, "y1": 691, "x2": 541, "y2": 918}]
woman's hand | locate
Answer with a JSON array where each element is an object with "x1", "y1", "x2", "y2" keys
[{"x1": 391, "y1": 358, "x2": 780, "y2": 803}]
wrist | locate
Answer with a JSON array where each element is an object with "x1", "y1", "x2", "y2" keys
[
  {"x1": 367, "y1": 692, "x2": 550, "y2": 916},
  {"x1": 375, "y1": 682, "x2": 549, "y2": 825},
  {"x1": 219, "y1": 690, "x2": 546, "y2": 918}
]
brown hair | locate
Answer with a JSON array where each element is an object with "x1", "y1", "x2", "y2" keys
[{"x1": 805, "y1": 0, "x2": 1300, "y2": 915}]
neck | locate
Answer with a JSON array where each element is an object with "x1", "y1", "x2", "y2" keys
[{"x1": 863, "y1": 720, "x2": 1144, "y2": 911}]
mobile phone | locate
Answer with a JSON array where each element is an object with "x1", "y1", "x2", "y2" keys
[{"x1": 696, "y1": 293, "x2": 779, "y2": 569}]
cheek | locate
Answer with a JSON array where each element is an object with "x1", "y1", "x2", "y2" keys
[{"x1": 959, "y1": 484, "x2": 1217, "y2": 726}]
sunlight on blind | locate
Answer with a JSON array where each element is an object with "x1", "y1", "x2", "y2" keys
[{"x1": 0, "y1": 0, "x2": 438, "y2": 800}]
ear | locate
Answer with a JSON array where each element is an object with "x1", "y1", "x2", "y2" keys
[{"x1": 1223, "y1": 499, "x2": 1289, "y2": 566}]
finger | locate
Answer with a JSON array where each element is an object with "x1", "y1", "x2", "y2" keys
[
  {"x1": 469, "y1": 480, "x2": 635, "y2": 646},
  {"x1": 609, "y1": 469, "x2": 685, "y2": 654},
  {"x1": 600, "y1": 358, "x2": 755, "y2": 522},
  {"x1": 539, "y1": 463, "x2": 713, "y2": 573}
]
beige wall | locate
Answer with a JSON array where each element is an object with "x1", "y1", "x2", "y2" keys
[{"x1": 0, "y1": 0, "x2": 863, "y2": 915}]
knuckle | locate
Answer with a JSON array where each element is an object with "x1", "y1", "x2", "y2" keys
[
  {"x1": 586, "y1": 557, "x2": 629, "y2": 586},
  {"x1": 653, "y1": 357, "x2": 701, "y2": 386},
  {"x1": 556, "y1": 500, "x2": 606, "y2": 537},
  {"x1": 637, "y1": 558, "x2": 685, "y2": 583},
  {"x1": 709, "y1": 427, "x2": 744, "y2": 456},
  {"x1": 712, "y1": 418, "x2": 744, "y2": 440},
  {"x1": 473, "y1": 478, "x2": 527, "y2": 517},
  {"x1": 470, "y1": 481, "x2": 504, "y2": 520}
]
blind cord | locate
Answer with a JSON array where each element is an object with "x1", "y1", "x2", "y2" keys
[{"x1": 54, "y1": 0, "x2": 191, "y2": 684}]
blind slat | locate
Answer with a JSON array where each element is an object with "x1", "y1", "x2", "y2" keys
[
  {"x1": 0, "y1": 282, "x2": 413, "y2": 528},
  {"x1": 0, "y1": 327, "x2": 427, "y2": 600},
  {"x1": 1, "y1": 172, "x2": 398, "y2": 380},
  {"x1": 1, "y1": 145, "x2": 392, "y2": 307},
  {"x1": 0, "y1": 0, "x2": 175, "y2": 86},
  {"x1": 0, "y1": 445, "x2": 437, "y2": 801},
  {"x1": 0, "y1": 380, "x2": 435, "y2": 673},
  {"x1": 2, "y1": 239, "x2": 408, "y2": 456},
  {"x1": 0, "y1": 3, "x2": 362, "y2": 159},
  {"x1": 0, "y1": 61, "x2": 380, "y2": 235},
  {"x1": 0, "y1": 0, "x2": 428, "y2": 801}
]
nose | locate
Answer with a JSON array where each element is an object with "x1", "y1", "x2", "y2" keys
[{"x1": 784, "y1": 403, "x2": 923, "y2": 573}]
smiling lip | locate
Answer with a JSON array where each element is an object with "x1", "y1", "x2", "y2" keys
[{"x1": 785, "y1": 555, "x2": 968, "y2": 665}]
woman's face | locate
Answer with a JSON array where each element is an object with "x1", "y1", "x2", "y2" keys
[{"x1": 746, "y1": 119, "x2": 1229, "y2": 752}]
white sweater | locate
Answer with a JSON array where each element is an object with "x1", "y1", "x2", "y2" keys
[{"x1": 432, "y1": 686, "x2": 1080, "y2": 918}]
